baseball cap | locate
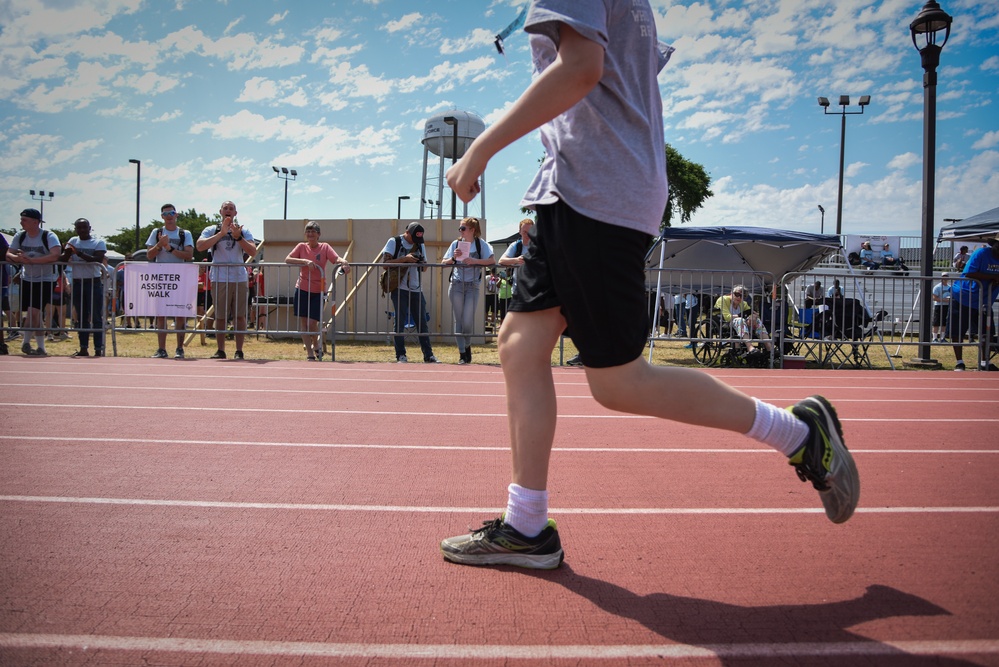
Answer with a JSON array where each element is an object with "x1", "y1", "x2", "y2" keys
[
  {"x1": 406, "y1": 222, "x2": 425, "y2": 242},
  {"x1": 20, "y1": 208, "x2": 42, "y2": 220}
]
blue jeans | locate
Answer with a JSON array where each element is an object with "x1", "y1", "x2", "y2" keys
[
  {"x1": 72, "y1": 278, "x2": 104, "y2": 352},
  {"x1": 391, "y1": 289, "x2": 434, "y2": 360},
  {"x1": 448, "y1": 281, "x2": 480, "y2": 353}
]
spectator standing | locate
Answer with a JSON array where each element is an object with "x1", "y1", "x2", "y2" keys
[
  {"x1": 949, "y1": 234, "x2": 999, "y2": 371},
  {"x1": 284, "y1": 221, "x2": 350, "y2": 361},
  {"x1": 62, "y1": 218, "x2": 107, "y2": 357},
  {"x1": 931, "y1": 273, "x2": 952, "y2": 343},
  {"x1": 953, "y1": 246, "x2": 970, "y2": 272},
  {"x1": 484, "y1": 268, "x2": 501, "y2": 326},
  {"x1": 196, "y1": 200, "x2": 257, "y2": 359},
  {"x1": 381, "y1": 222, "x2": 437, "y2": 363},
  {"x1": 441, "y1": 1, "x2": 857, "y2": 569},
  {"x1": 147, "y1": 204, "x2": 195, "y2": 359},
  {"x1": 496, "y1": 271, "x2": 513, "y2": 322},
  {"x1": 0, "y1": 232, "x2": 8, "y2": 355},
  {"x1": 672, "y1": 291, "x2": 688, "y2": 337},
  {"x1": 499, "y1": 218, "x2": 534, "y2": 300},
  {"x1": 7, "y1": 208, "x2": 60, "y2": 356},
  {"x1": 442, "y1": 217, "x2": 495, "y2": 364}
]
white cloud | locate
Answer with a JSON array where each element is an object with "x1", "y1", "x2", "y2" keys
[
  {"x1": 887, "y1": 152, "x2": 920, "y2": 170},
  {"x1": 972, "y1": 130, "x2": 999, "y2": 150},
  {"x1": 268, "y1": 11, "x2": 288, "y2": 26},
  {"x1": 385, "y1": 13, "x2": 422, "y2": 34}
]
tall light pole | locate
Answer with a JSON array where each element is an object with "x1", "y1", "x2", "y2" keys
[
  {"x1": 443, "y1": 116, "x2": 458, "y2": 220},
  {"x1": 272, "y1": 166, "x2": 297, "y2": 219},
  {"x1": 817, "y1": 205, "x2": 825, "y2": 234},
  {"x1": 397, "y1": 195, "x2": 410, "y2": 220},
  {"x1": 817, "y1": 95, "x2": 871, "y2": 236},
  {"x1": 128, "y1": 159, "x2": 140, "y2": 250},
  {"x1": 29, "y1": 190, "x2": 54, "y2": 220},
  {"x1": 909, "y1": 0, "x2": 952, "y2": 367}
]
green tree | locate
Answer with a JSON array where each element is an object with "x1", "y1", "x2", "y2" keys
[{"x1": 662, "y1": 143, "x2": 713, "y2": 229}]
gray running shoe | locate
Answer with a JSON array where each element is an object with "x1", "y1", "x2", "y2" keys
[
  {"x1": 151, "y1": 349, "x2": 168, "y2": 359},
  {"x1": 788, "y1": 396, "x2": 860, "y2": 524},
  {"x1": 441, "y1": 518, "x2": 564, "y2": 569}
]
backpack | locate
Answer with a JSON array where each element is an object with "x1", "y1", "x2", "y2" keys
[
  {"x1": 379, "y1": 236, "x2": 406, "y2": 295},
  {"x1": 16, "y1": 229, "x2": 58, "y2": 252}
]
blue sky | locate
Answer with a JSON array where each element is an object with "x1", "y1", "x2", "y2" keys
[{"x1": 1, "y1": 0, "x2": 997, "y2": 244}]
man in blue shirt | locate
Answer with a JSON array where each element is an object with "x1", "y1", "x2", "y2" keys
[{"x1": 949, "y1": 234, "x2": 999, "y2": 371}]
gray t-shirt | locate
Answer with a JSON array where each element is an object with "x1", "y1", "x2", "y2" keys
[
  {"x1": 146, "y1": 226, "x2": 194, "y2": 264},
  {"x1": 67, "y1": 236, "x2": 107, "y2": 280},
  {"x1": 10, "y1": 230, "x2": 60, "y2": 282},
  {"x1": 520, "y1": 0, "x2": 673, "y2": 236}
]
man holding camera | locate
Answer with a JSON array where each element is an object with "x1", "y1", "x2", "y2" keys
[{"x1": 381, "y1": 222, "x2": 437, "y2": 363}]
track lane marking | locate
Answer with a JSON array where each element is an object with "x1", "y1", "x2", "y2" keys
[
  {"x1": 0, "y1": 634, "x2": 996, "y2": 659},
  {"x1": 2, "y1": 402, "x2": 998, "y2": 422},
  {"x1": 2, "y1": 435, "x2": 998, "y2": 454},
  {"x1": 2, "y1": 495, "x2": 997, "y2": 514}
]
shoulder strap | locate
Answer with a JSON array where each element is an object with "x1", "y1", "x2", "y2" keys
[
  {"x1": 392, "y1": 235, "x2": 405, "y2": 259},
  {"x1": 475, "y1": 238, "x2": 482, "y2": 259}
]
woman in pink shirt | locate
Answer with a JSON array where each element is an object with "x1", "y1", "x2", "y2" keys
[{"x1": 284, "y1": 221, "x2": 350, "y2": 360}]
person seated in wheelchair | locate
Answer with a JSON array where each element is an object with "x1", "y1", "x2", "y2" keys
[{"x1": 714, "y1": 285, "x2": 774, "y2": 355}]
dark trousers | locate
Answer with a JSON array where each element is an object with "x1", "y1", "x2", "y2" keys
[
  {"x1": 72, "y1": 278, "x2": 104, "y2": 352},
  {"x1": 391, "y1": 289, "x2": 434, "y2": 360}
]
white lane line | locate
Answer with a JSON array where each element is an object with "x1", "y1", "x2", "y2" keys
[
  {"x1": 2, "y1": 402, "x2": 999, "y2": 422},
  {"x1": 5, "y1": 381, "x2": 999, "y2": 403},
  {"x1": 2, "y1": 496, "x2": 997, "y2": 515},
  {"x1": 0, "y1": 634, "x2": 996, "y2": 660},
  {"x1": 2, "y1": 435, "x2": 998, "y2": 455}
]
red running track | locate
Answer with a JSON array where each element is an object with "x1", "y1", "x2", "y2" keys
[{"x1": 1, "y1": 356, "x2": 997, "y2": 666}]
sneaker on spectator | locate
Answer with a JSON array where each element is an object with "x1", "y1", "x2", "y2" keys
[
  {"x1": 71, "y1": 349, "x2": 90, "y2": 357},
  {"x1": 954, "y1": 361, "x2": 966, "y2": 372},
  {"x1": 21, "y1": 342, "x2": 32, "y2": 355},
  {"x1": 787, "y1": 396, "x2": 859, "y2": 524},
  {"x1": 979, "y1": 362, "x2": 998, "y2": 372},
  {"x1": 151, "y1": 349, "x2": 168, "y2": 359},
  {"x1": 174, "y1": 348, "x2": 185, "y2": 359},
  {"x1": 233, "y1": 350, "x2": 244, "y2": 360},
  {"x1": 424, "y1": 355, "x2": 439, "y2": 363},
  {"x1": 210, "y1": 350, "x2": 227, "y2": 359},
  {"x1": 397, "y1": 355, "x2": 408, "y2": 363},
  {"x1": 440, "y1": 517, "x2": 564, "y2": 569},
  {"x1": 27, "y1": 348, "x2": 48, "y2": 357},
  {"x1": 565, "y1": 354, "x2": 583, "y2": 366}
]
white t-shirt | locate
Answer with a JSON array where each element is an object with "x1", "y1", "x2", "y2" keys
[
  {"x1": 10, "y1": 229, "x2": 60, "y2": 282},
  {"x1": 146, "y1": 226, "x2": 194, "y2": 264},
  {"x1": 67, "y1": 236, "x2": 107, "y2": 280}
]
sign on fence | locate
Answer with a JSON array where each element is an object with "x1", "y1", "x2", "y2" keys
[{"x1": 123, "y1": 263, "x2": 197, "y2": 317}]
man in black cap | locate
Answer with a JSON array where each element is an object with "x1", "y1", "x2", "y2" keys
[
  {"x1": 380, "y1": 222, "x2": 437, "y2": 363},
  {"x1": 7, "y1": 209, "x2": 61, "y2": 356},
  {"x1": 62, "y1": 218, "x2": 107, "y2": 357}
]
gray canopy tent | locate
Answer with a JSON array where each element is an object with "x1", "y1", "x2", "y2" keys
[
  {"x1": 645, "y1": 226, "x2": 853, "y2": 366},
  {"x1": 937, "y1": 206, "x2": 999, "y2": 243}
]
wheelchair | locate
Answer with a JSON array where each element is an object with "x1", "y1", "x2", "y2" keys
[{"x1": 690, "y1": 311, "x2": 775, "y2": 368}]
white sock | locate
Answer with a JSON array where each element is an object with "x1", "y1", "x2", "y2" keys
[
  {"x1": 35, "y1": 333, "x2": 46, "y2": 350},
  {"x1": 504, "y1": 483, "x2": 549, "y2": 538},
  {"x1": 745, "y1": 398, "x2": 809, "y2": 457}
]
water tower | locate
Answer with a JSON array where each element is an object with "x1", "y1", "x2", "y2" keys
[{"x1": 420, "y1": 110, "x2": 486, "y2": 221}]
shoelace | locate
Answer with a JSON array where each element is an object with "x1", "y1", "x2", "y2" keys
[{"x1": 471, "y1": 518, "x2": 505, "y2": 537}]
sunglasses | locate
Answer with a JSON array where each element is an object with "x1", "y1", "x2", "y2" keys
[
  {"x1": 733, "y1": 292, "x2": 744, "y2": 297},
  {"x1": 458, "y1": 226, "x2": 467, "y2": 231},
  {"x1": 161, "y1": 210, "x2": 177, "y2": 216}
]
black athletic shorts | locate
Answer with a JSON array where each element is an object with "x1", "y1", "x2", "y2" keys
[
  {"x1": 510, "y1": 200, "x2": 652, "y2": 368},
  {"x1": 20, "y1": 280, "x2": 54, "y2": 312}
]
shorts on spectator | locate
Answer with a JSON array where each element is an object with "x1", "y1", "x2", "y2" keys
[{"x1": 20, "y1": 280, "x2": 54, "y2": 312}]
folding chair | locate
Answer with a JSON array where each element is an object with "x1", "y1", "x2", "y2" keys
[
  {"x1": 787, "y1": 306, "x2": 825, "y2": 366},
  {"x1": 820, "y1": 301, "x2": 887, "y2": 370}
]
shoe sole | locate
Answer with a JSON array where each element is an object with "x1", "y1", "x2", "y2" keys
[
  {"x1": 440, "y1": 547, "x2": 564, "y2": 570},
  {"x1": 805, "y1": 396, "x2": 860, "y2": 524}
]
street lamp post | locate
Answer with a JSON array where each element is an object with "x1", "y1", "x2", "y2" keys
[
  {"x1": 443, "y1": 116, "x2": 458, "y2": 220},
  {"x1": 910, "y1": 0, "x2": 952, "y2": 367},
  {"x1": 29, "y1": 190, "x2": 54, "y2": 219},
  {"x1": 128, "y1": 159, "x2": 140, "y2": 250},
  {"x1": 397, "y1": 195, "x2": 410, "y2": 220},
  {"x1": 817, "y1": 95, "x2": 871, "y2": 236},
  {"x1": 272, "y1": 166, "x2": 297, "y2": 219},
  {"x1": 817, "y1": 205, "x2": 826, "y2": 234}
]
